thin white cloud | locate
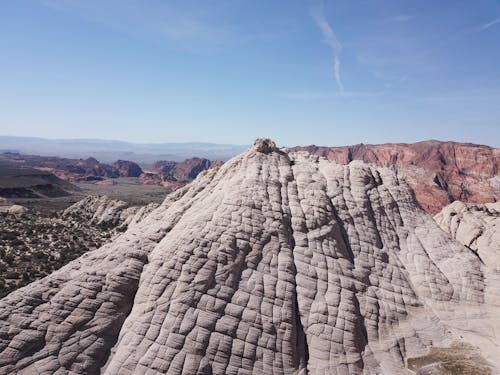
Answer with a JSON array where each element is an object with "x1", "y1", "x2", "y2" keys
[
  {"x1": 311, "y1": 2, "x2": 344, "y2": 93},
  {"x1": 333, "y1": 56, "x2": 343, "y2": 92},
  {"x1": 421, "y1": 96, "x2": 471, "y2": 102},
  {"x1": 280, "y1": 90, "x2": 383, "y2": 100},
  {"x1": 341, "y1": 90, "x2": 384, "y2": 98},
  {"x1": 479, "y1": 17, "x2": 500, "y2": 31},
  {"x1": 419, "y1": 91, "x2": 500, "y2": 102}
]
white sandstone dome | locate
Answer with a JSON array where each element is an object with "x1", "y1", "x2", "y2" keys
[{"x1": 0, "y1": 139, "x2": 498, "y2": 374}]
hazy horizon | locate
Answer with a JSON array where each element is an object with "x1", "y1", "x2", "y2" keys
[
  {"x1": 1, "y1": 1, "x2": 499, "y2": 146},
  {"x1": 1, "y1": 134, "x2": 499, "y2": 149}
]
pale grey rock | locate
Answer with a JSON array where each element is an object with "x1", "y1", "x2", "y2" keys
[
  {"x1": 434, "y1": 200, "x2": 500, "y2": 269},
  {"x1": 118, "y1": 202, "x2": 161, "y2": 230},
  {"x1": 63, "y1": 195, "x2": 159, "y2": 229},
  {"x1": 490, "y1": 176, "x2": 500, "y2": 193},
  {"x1": 0, "y1": 204, "x2": 28, "y2": 215},
  {"x1": 63, "y1": 195, "x2": 130, "y2": 226},
  {"x1": 0, "y1": 139, "x2": 498, "y2": 374}
]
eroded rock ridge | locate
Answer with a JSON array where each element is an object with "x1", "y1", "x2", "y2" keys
[{"x1": 0, "y1": 139, "x2": 498, "y2": 374}]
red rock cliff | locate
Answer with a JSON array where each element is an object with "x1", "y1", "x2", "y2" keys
[{"x1": 290, "y1": 141, "x2": 500, "y2": 213}]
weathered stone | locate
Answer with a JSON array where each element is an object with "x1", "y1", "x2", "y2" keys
[
  {"x1": 62, "y1": 195, "x2": 158, "y2": 228},
  {"x1": 0, "y1": 140, "x2": 498, "y2": 374},
  {"x1": 435, "y1": 200, "x2": 500, "y2": 269},
  {"x1": 0, "y1": 204, "x2": 28, "y2": 215}
]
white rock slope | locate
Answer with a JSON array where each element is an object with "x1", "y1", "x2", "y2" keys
[
  {"x1": 0, "y1": 139, "x2": 498, "y2": 374},
  {"x1": 434, "y1": 200, "x2": 500, "y2": 269},
  {"x1": 63, "y1": 195, "x2": 159, "y2": 229}
]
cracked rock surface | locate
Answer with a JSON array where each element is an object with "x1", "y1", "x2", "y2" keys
[
  {"x1": 435, "y1": 200, "x2": 500, "y2": 269},
  {"x1": 290, "y1": 141, "x2": 500, "y2": 214},
  {"x1": 0, "y1": 139, "x2": 499, "y2": 374},
  {"x1": 63, "y1": 195, "x2": 159, "y2": 229}
]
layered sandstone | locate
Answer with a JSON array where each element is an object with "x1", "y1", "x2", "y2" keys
[
  {"x1": 290, "y1": 141, "x2": 500, "y2": 213},
  {"x1": 0, "y1": 139, "x2": 499, "y2": 374},
  {"x1": 142, "y1": 158, "x2": 223, "y2": 191},
  {"x1": 149, "y1": 158, "x2": 220, "y2": 181}
]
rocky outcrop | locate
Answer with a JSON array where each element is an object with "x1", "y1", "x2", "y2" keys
[
  {"x1": 62, "y1": 195, "x2": 130, "y2": 226},
  {"x1": 0, "y1": 197, "x2": 26, "y2": 215},
  {"x1": 62, "y1": 195, "x2": 158, "y2": 228},
  {"x1": 150, "y1": 157, "x2": 223, "y2": 182},
  {"x1": 112, "y1": 160, "x2": 143, "y2": 177},
  {"x1": 290, "y1": 141, "x2": 500, "y2": 213},
  {"x1": 142, "y1": 158, "x2": 223, "y2": 191},
  {"x1": 0, "y1": 139, "x2": 499, "y2": 374},
  {"x1": 0, "y1": 204, "x2": 28, "y2": 215},
  {"x1": 435, "y1": 201, "x2": 500, "y2": 269}
]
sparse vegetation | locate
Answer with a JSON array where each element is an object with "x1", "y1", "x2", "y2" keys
[
  {"x1": 0, "y1": 175, "x2": 167, "y2": 298},
  {"x1": 407, "y1": 342, "x2": 492, "y2": 375},
  {"x1": 0, "y1": 210, "x2": 120, "y2": 298}
]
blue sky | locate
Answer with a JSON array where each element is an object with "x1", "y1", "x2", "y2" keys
[{"x1": 0, "y1": 0, "x2": 499, "y2": 146}]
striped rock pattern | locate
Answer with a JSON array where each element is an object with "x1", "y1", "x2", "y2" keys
[
  {"x1": 0, "y1": 139, "x2": 498, "y2": 374},
  {"x1": 434, "y1": 200, "x2": 500, "y2": 269}
]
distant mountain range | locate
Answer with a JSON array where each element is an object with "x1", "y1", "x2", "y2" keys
[
  {"x1": 2, "y1": 136, "x2": 499, "y2": 214},
  {"x1": 0, "y1": 136, "x2": 247, "y2": 164},
  {"x1": 0, "y1": 152, "x2": 223, "y2": 193}
]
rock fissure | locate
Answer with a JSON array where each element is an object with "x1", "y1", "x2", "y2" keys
[{"x1": 283, "y1": 153, "x2": 310, "y2": 373}]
